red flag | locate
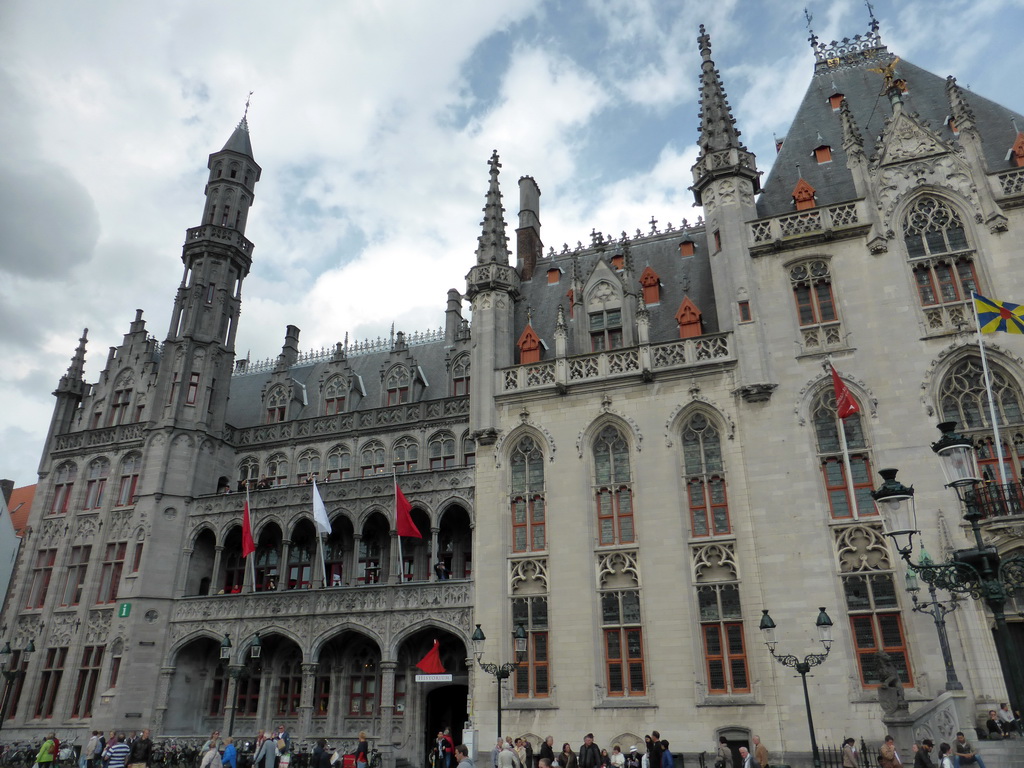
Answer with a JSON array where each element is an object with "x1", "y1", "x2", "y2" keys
[
  {"x1": 242, "y1": 492, "x2": 256, "y2": 558},
  {"x1": 831, "y1": 364, "x2": 860, "y2": 420},
  {"x1": 395, "y1": 482, "x2": 422, "y2": 538},
  {"x1": 415, "y1": 639, "x2": 446, "y2": 674}
]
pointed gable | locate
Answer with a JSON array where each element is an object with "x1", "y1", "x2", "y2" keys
[
  {"x1": 517, "y1": 323, "x2": 541, "y2": 364},
  {"x1": 639, "y1": 266, "x2": 661, "y2": 305},
  {"x1": 675, "y1": 296, "x2": 703, "y2": 339},
  {"x1": 877, "y1": 111, "x2": 951, "y2": 166},
  {"x1": 792, "y1": 178, "x2": 817, "y2": 211}
]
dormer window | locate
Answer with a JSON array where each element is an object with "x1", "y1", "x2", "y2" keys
[
  {"x1": 792, "y1": 179, "x2": 817, "y2": 212},
  {"x1": 611, "y1": 254, "x2": 624, "y2": 270},
  {"x1": 639, "y1": 266, "x2": 660, "y2": 305},
  {"x1": 547, "y1": 268, "x2": 561, "y2": 284},
  {"x1": 679, "y1": 241, "x2": 696, "y2": 257},
  {"x1": 518, "y1": 324, "x2": 542, "y2": 364},
  {"x1": 828, "y1": 93, "x2": 844, "y2": 111},
  {"x1": 385, "y1": 367, "x2": 411, "y2": 406},
  {"x1": 590, "y1": 309, "x2": 623, "y2": 351},
  {"x1": 813, "y1": 145, "x2": 832, "y2": 164}
]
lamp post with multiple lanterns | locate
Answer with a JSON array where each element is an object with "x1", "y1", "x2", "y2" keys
[
  {"x1": 758, "y1": 607, "x2": 834, "y2": 768},
  {"x1": 220, "y1": 632, "x2": 262, "y2": 737},
  {"x1": 0, "y1": 640, "x2": 34, "y2": 733},
  {"x1": 871, "y1": 421, "x2": 1024, "y2": 713},
  {"x1": 471, "y1": 623, "x2": 527, "y2": 743},
  {"x1": 904, "y1": 552, "x2": 963, "y2": 691}
]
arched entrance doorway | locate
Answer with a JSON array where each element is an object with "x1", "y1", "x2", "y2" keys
[{"x1": 425, "y1": 685, "x2": 468, "y2": 761}]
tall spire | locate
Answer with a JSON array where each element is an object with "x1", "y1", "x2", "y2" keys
[
  {"x1": 691, "y1": 25, "x2": 758, "y2": 203},
  {"x1": 839, "y1": 98, "x2": 865, "y2": 158},
  {"x1": 475, "y1": 150, "x2": 510, "y2": 266},
  {"x1": 945, "y1": 76, "x2": 977, "y2": 133},
  {"x1": 222, "y1": 93, "x2": 256, "y2": 158},
  {"x1": 65, "y1": 329, "x2": 88, "y2": 382},
  {"x1": 696, "y1": 25, "x2": 748, "y2": 157}
]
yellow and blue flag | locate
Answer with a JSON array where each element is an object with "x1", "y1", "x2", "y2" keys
[{"x1": 974, "y1": 292, "x2": 1024, "y2": 334}]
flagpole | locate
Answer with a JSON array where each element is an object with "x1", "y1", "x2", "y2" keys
[
  {"x1": 972, "y1": 294, "x2": 1010, "y2": 486},
  {"x1": 394, "y1": 470, "x2": 405, "y2": 584},
  {"x1": 837, "y1": 415, "x2": 861, "y2": 517},
  {"x1": 246, "y1": 486, "x2": 257, "y2": 592}
]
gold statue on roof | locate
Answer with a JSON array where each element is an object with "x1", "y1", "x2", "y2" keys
[{"x1": 868, "y1": 56, "x2": 907, "y2": 93}]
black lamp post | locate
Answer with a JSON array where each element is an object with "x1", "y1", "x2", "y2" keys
[
  {"x1": 759, "y1": 608, "x2": 833, "y2": 768},
  {"x1": 904, "y1": 556, "x2": 962, "y2": 691},
  {"x1": 0, "y1": 640, "x2": 34, "y2": 733},
  {"x1": 471, "y1": 623, "x2": 527, "y2": 742},
  {"x1": 871, "y1": 422, "x2": 1024, "y2": 713}
]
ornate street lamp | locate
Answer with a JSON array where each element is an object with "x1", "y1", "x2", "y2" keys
[
  {"x1": 760, "y1": 608, "x2": 833, "y2": 768},
  {"x1": 220, "y1": 633, "x2": 232, "y2": 660},
  {"x1": 904, "y1": 554, "x2": 962, "y2": 691},
  {"x1": 872, "y1": 422, "x2": 1024, "y2": 712},
  {"x1": 471, "y1": 623, "x2": 527, "y2": 742}
]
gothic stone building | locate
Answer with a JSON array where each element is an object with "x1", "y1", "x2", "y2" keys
[{"x1": 6, "y1": 18, "x2": 1024, "y2": 766}]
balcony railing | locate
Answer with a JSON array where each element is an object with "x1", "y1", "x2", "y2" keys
[{"x1": 965, "y1": 481, "x2": 1024, "y2": 521}]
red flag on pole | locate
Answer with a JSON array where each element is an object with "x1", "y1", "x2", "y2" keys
[
  {"x1": 416, "y1": 640, "x2": 446, "y2": 674},
  {"x1": 831, "y1": 364, "x2": 860, "y2": 420},
  {"x1": 242, "y1": 490, "x2": 256, "y2": 558},
  {"x1": 395, "y1": 482, "x2": 422, "y2": 538}
]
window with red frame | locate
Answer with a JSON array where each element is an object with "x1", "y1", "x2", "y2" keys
[
  {"x1": 594, "y1": 426, "x2": 634, "y2": 545},
  {"x1": 107, "y1": 388, "x2": 132, "y2": 426},
  {"x1": 698, "y1": 584, "x2": 749, "y2": 694},
  {"x1": 314, "y1": 676, "x2": 331, "y2": 717},
  {"x1": 843, "y1": 573, "x2": 912, "y2": 687},
  {"x1": 59, "y1": 546, "x2": 91, "y2": 606},
  {"x1": 324, "y1": 376, "x2": 347, "y2": 415},
  {"x1": 131, "y1": 541, "x2": 144, "y2": 573},
  {"x1": 393, "y1": 437, "x2": 419, "y2": 473},
  {"x1": 265, "y1": 386, "x2": 287, "y2": 423},
  {"x1": 463, "y1": 435, "x2": 476, "y2": 467},
  {"x1": 513, "y1": 596, "x2": 550, "y2": 698},
  {"x1": 34, "y1": 647, "x2": 67, "y2": 719},
  {"x1": 236, "y1": 675, "x2": 260, "y2": 715},
  {"x1": 95, "y1": 542, "x2": 127, "y2": 604},
  {"x1": 266, "y1": 455, "x2": 289, "y2": 486},
  {"x1": 296, "y1": 450, "x2": 321, "y2": 483},
  {"x1": 84, "y1": 458, "x2": 111, "y2": 510},
  {"x1": 115, "y1": 454, "x2": 141, "y2": 506},
  {"x1": 223, "y1": 549, "x2": 245, "y2": 593},
  {"x1": 429, "y1": 433, "x2": 456, "y2": 470},
  {"x1": 385, "y1": 367, "x2": 411, "y2": 406},
  {"x1": 349, "y1": 650, "x2": 378, "y2": 715},
  {"x1": 511, "y1": 437, "x2": 545, "y2": 552},
  {"x1": 326, "y1": 447, "x2": 352, "y2": 480},
  {"x1": 360, "y1": 443, "x2": 385, "y2": 477},
  {"x1": 209, "y1": 668, "x2": 227, "y2": 716},
  {"x1": 589, "y1": 309, "x2": 623, "y2": 352},
  {"x1": 601, "y1": 590, "x2": 645, "y2": 696},
  {"x1": 790, "y1": 260, "x2": 837, "y2": 326},
  {"x1": 682, "y1": 413, "x2": 730, "y2": 536},
  {"x1": 451, "y1": 355, "x2": 470, "y2": 396},
  {"x1": 812, "y1": 389, "x2": 875, "y2": 519},
  {"x1": 5, "y1": 651, "x2": 27, "y2": 719},
  {"x1": 277, "y1": 663, "x2": 302, "y2": 715},
  {"x1": 50, "y1": 462, "x2": 77, "y2": 514},
  {"x1": 26, "y1": 549, "x2": 56, "y2": 609},
  {"x1": 70, "y1": 645, "x2": 104, "y2": 718}
]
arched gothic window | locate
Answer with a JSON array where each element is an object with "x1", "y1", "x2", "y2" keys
[
  {"x1": 326, "y1": 445, "x2": 352, "y2": 481},
  {"x1": 511, "y1": 437, "x2": 545, "y2": 552},
  {"x1": 115, "y1": 454, "x2": 142, "y2": 507},
  {"x1": 349, "y1": 646, "x2": 379, "y2": 715},
  {"x1": 393, "y1": 437, "x2": 419, "y2": 473},
  {"x1": 594, "y1": 426, "x2": 634, "y2": 545},
  {"x1": 266, "y1": 454, "x2": 289, "y2": 486},
  {"x1": 903, "y1": 196, "x2": 978, "y2": 310},
  {"x1": 811, "y1": 386, "x2": 874, "y2": 519},
  {"x1": 451, "y1": 355, "x2": 470, "y2": 396},
  {"x1": 939, "y1": 357, "x2": 1024, "y2": 484},
  {"x1": 385, "y1": 366, "x2": 411, "y2": 406},
  {"x1": 238, "y1": 457, "x2": 259, "y2": 489},
  {"x1": 428, "y1": 432, "x2": 456, "y2": 470},
  {"x1": 296, "y1": 449, "x2": 321, "y2": 482},
  {"x1": 324, "y1": 375, "x2": 348, "y2": 415},
  {"x1": 360, "y1": 441, "x2": 386, "y2": 477},
  {"x1": 50, "y1": 461, "x2": 78, "y2": 514},
  {"x1": 682, "y1": 413, "x2": 730, "y2": 536},
  {"x1": 84, "y1": 458, "x2": 111, "y2": 510},
  {"x1": 265, "y1": 386, "x2": 288, "y2": 424}
]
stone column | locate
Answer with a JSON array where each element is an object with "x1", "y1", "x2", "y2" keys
[
  {"x1": 153, "y1": 666, "x2": 176, "y2": 735},
  {"x1": 211, "y1": 545, "x2": 224, "y2": 593},
  {"x1": 278, "y1": 539, "x2": 291, "y2": 591},
  {"x1": 379, "y1": 660, "x2": 398, "y2": 767},
  {"x1": 351, "y1": 534, "x2": 362, "y2": 585},
  {"x1": 299, "y1": 662, "x2": 319, "y2": 739},
  {"x1": 430, "y1": 527, "x2": 440, "y2": 580},
  {"x1": 176, "y1": 547, "x2": 194, "y2": 597}
]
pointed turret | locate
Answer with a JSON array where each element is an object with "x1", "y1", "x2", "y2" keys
[
  {"x1": 44, "y1": 329, "x2": 89, "y2": 455},
  {"x1": 475, "y1": 150, "x2": 511, "y2": 266},
  {"x1": 691, "y1": 25, "x2": 759, "y2": 205},
  {"x1": 61, "y1": 328, "x2": 89, "y2": 388},
  {"x1": 465, "y1": 151, "x2": 520, "y2": 445}
]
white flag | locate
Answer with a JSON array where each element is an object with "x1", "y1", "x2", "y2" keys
[{"x1": 312, "y1": 479, "x2": 332, "y2": 535}]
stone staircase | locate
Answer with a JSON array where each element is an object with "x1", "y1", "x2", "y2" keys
[{"x1": 975, "y1": 738, "x2": 1024, "y2": 768}]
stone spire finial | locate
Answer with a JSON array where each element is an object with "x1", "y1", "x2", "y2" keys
[
  {"x1": 839, "y1": 98, "x2": 865, "y2": 157},
  {"x1": 695, "y1": 26, "x2": 748, "y2": 156},
  {"x1": 67, "y1": 328, "x2": 89, "y2": 381},
  {"x1": 475, "y1": 150, "x2": 510, "y2": 266},
  {"x1": 945, "y1": 76, "x2": 976, "y2": 132}
]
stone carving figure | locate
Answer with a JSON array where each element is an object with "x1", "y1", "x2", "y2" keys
[{"x1": 876, "y1": 651, "x2": 909, "y2": 714}]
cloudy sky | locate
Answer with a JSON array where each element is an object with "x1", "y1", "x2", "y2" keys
[{"x1": 2, "y1": 0, "x2": 1023, "y2": 486}]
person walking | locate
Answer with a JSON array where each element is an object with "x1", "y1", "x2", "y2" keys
[
  {"x1": 36, "y1": 735, "x2": 57, "y2": 768},
  {"x1": 659, "y1": 742, "x2": 672, "y2": 768},
  {"x1": 716, "y1": 738, "x2": 733, "y2": 768},
  {"x1": 879, "y1": 736, "x2": 903, "y2": 768},
  {"x1": 752, "y1": 737, "x2": 768, "y2": 768},
  {"x1": 841, "y1": 739, "x2": 858, "y2": 768},
  {"x1": 201, "y1": 741, "x2": 222, "y2": 768},
  {"x1": 312, "y1": 740, "x2": 332, "y2": 768},
  {"x1": 222, "y1": 738, "x2": 238, "y2": 768},
  {"x1": 355, "y1": 731, "x2": 370, "y2": 768},
  {"x1": 558, "y1": 744, "x2": 578, "y2": 768},
  {"x1": 455, "y1": 745, "x2": 475, "y2": 768},
  {"x1": 105, "y1": 734, "x2": 133, "y2": 768},
  {"x1": 129, "y1": 729, "x2": 154, "y2": 768},
  {"x1": 254, "y1": 731, "x2": 275, "y2": 768},
  {"x1": 913, "y1": 740, "x2": 936, "y2": 768},
  {"x1": 578, "y1": 736, "x2": 601, "y2": 768},
  {"x1": 938, "y1": 744, "x2": 953, "y2": 768}
]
